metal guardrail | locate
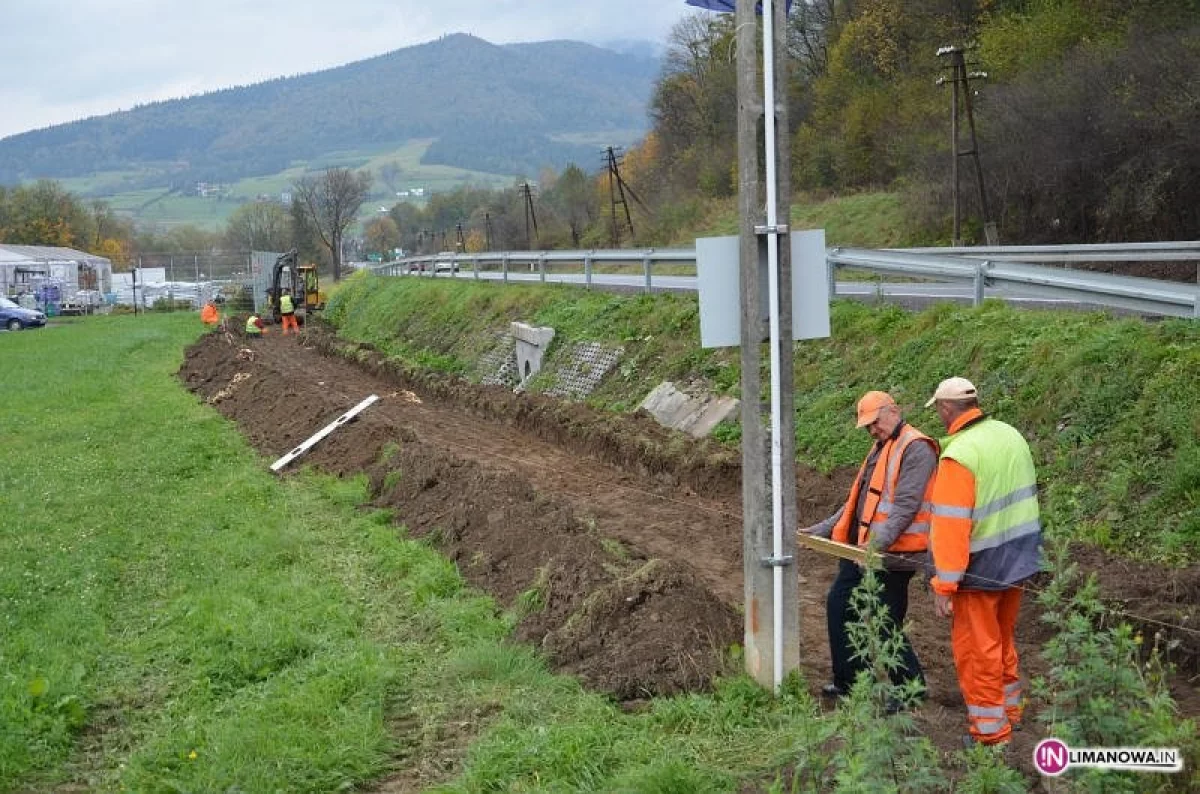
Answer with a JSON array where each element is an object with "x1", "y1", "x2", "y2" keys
[
  {"x1": 369, "y1": 243, "x2": 1200, "y2": 319},
  {"x1": 896, "y1": 241, "x2": 1200, "y2": 263}
]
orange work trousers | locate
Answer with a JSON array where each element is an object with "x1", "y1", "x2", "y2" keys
[
  {"x1": 950, "y1": 587, "x2": 1023, "y2": 745},
  {"x1": 281, "y1": 314, "x2": 299, "y2": 334}
]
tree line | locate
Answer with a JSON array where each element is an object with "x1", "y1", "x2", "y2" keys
[
  {"x1": 5, "y1": 1, "x2": 1200, "y2": 269},
  {"x1": 646, "y1": 0, "x2": 1200, "y2": 243}
]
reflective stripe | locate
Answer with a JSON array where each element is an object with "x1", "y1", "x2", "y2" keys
[
  {"x1": 936, "y1": 569, "x2": 964, "y2": 582},
  {"x1": 1004, "y1": 681, "x2": 1021, "y2": 694},
  {"x1": 967, "y1": 705, "x2": 1006, "y2": 718},
  {"x1": 869, "y1": 517, "x2": 929, "y2": 533},
  {"x1": 973, "y1": 484, "x2": 1039, "y2": 520},
  {"x1": 878, "y1": 498, "x2": 933, "y2": 515},
  {"x1": 931, "y1": 504, "x2": 973, "y2": 519},
  {"x1": 1005, "y1": 681, "x2": 1022, "y2": 706},
  {"x1": 973, "y1": 717, "x2": 1009, "y2": 735},
  {"x1": 969, "y1": 518, "x2": 1042, "y2": 553}
]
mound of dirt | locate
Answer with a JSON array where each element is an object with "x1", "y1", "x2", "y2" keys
[
  {"x1": 180, "y1": 320, "x2": 741, "y2": 699},
  {"x1": 542, "y1": 559, "x2": 741, "y2": 699}
]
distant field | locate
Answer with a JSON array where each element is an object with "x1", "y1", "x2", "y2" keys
[{"x1": 52, "y1": 139, "x2": 519, "y2": 232}]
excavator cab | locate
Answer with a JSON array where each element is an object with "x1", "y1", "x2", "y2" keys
[{"x1": 298, "y1": 264, "x2": 324, "y2": 311}]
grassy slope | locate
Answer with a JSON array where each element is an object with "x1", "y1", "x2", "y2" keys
[
  {"x1": 327, "y1": 274, "x2": 1200, "y2": 564},
  {"x1": 689, "y1": 192, "x2": 925, "y2": 248}
]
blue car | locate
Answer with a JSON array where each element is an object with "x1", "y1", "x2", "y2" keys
[{"x1": 0, "y1": 297, "x2": 47, "y2": 331}]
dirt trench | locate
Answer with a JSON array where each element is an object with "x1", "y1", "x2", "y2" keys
[{"x1": 177, "y1": 321, "x2": 1200, "y2": 776}]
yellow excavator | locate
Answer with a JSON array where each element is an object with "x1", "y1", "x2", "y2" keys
[{"x1": 267, "y1": 250, "x2": 325, "y2": 323}]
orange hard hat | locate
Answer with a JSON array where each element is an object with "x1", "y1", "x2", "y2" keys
[{"x1": 856, "y1": 390, "x2": 897, "y2": 428}]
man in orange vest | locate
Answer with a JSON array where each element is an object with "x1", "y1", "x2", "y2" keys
[
  {"x1": 200, "y1": 300, "x2": 220, "y2": 325},
  {"x1": 800, "y1": 390, "x2": 938, "y2": 702},
  {"x1": 926, "y1": 376, "x2": 1042, "y2": 746}
]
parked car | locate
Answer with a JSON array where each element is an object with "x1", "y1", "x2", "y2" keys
[
  {"x1": 0, "y1": 297, "x2": 47, "y2": 330},
  {"x1": 434, "y1": 252, "x2": 461, "y2": 273}
]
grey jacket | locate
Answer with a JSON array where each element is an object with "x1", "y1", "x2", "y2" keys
[{"x1": 809, "y1": 422, "x2": 937, "y2": 571}]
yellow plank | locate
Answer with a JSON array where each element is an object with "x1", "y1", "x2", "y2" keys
[{"x1": 795, "y1": 532, "x2": 871, "y2": 563}]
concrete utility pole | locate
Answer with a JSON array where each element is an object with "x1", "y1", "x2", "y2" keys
[
  {"x1": 938, "y1": 45, "x2": 998, "y2": 245},
  {"x1": 737, "y1": 0, "x2": 799, "y2": 691}
]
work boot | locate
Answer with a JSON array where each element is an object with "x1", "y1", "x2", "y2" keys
[{"x1": 820, "y1": 683, "x2": 847, "y2": 700}]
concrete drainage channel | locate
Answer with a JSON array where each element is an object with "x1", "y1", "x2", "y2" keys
[{"x1": 479, "y1": 321, "x2": 737, "y2": 437}]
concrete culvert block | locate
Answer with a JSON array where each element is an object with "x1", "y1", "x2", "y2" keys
[{"x1": 511, "y1": 322, "x2": 555, "y2": 387}]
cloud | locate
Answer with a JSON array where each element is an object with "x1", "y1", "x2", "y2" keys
[{"x1": 0, "y1": 0, "x2": 688, "y2": 139}]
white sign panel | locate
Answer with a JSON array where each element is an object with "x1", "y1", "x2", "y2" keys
[{"x1": 696, "y1": 230, "x2": 831, "y2": 348}]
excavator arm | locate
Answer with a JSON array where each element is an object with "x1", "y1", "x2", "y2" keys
[{"x1": 267, "y1": 249, "x2": 299, "y2": 323}]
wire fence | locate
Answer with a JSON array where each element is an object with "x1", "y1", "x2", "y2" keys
[{"x1": 115, "y1": 250, "x2": 274, "y2": 315}]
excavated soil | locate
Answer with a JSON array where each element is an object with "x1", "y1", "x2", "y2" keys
[{"x1": 177, "y1": 320, "x2": 1200, "y2": 780}]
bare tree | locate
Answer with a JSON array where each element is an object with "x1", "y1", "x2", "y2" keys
[
  {"x1": 293, "y1": 168, "x2": 371, "y2": 281},
  {"x1": 225, "y1": 200, "x2": 292, "y2": 251}
]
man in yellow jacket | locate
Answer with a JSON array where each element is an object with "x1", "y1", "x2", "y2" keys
[
  {"x1": 800, "y1": 390, "x2": 938, "y2": 702},
  {"x1": 926, "y1": 376, "x2": 1042, "y2": 746}
]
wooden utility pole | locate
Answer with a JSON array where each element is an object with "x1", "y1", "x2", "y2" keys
[
  {"x1": 605, "y1": 146, "x2": 637, "y2": 246},
  {"x1": 737, "y1": 0, "x2": 799, "y2": 690},
  {"x1": 519, "y1": 182, "x2": 539, "y2": 249},
  {"x1": 938, "y1": 45, "x2": 998, "y2": 245}
]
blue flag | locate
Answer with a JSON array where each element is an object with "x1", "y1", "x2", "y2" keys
[{"x1": 684, "y1": 0, "x2": 792, "y2": 12}]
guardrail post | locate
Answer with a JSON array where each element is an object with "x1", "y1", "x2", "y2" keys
[
  {"x1": 502, "y1": 254, "x2": 509, "y2": 284},
  {"x1": 473, "y1": 256, "x2": 479, "y2": 280},
  {"x1": 1194, "y1": 292, "x2": 1200, "y2": 319},
  {"x1": 538, "y1": 254, "x2": 547, "y2": 283},
  {"x1": 643, "y1": 251, "x2": 652, "y2": 293},
  {"x1": 974, "y1": 260, "x2": 991, "y2": 306},
  {"x1": 584, "y1": 253, "x2": 593, "y2": 289}
]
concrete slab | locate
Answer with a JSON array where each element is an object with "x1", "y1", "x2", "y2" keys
[{"x1": 639, "y1": 381, "x2": 739, "y2": 438}]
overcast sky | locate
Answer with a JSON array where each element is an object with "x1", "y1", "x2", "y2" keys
[{"x1": 0, "y1": 0, "x2": 697, "y2": 140}]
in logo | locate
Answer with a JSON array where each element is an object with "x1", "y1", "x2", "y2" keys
[{"x1": 1034, "y1": 738, "x2": 1070, "y2": 776}]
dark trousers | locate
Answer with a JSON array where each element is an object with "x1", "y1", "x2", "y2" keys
[{"x1": 826, "y1": 559, "x2": 924, "y2": 693}]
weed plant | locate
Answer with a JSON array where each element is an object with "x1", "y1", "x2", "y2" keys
[{"x1": 1034, "y1": 542, "x2": 1200, "y2": 792}]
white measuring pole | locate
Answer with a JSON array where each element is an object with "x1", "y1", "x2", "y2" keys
[{"x1": 270, "y1": 394, "x2": 380, "y2": 472}]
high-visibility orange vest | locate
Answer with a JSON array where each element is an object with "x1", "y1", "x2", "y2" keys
[
  {"x1": 201, "y1": 303, "x2": 219, "y2": 324},
  {"x1": 831, "y1": 425, "x2": 938, "y2": 552}
]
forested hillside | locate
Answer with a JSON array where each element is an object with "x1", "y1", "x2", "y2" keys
[
  {"x1": 0, "y1": 34, "x2": 657, "y2": 189},
  {"x1": 638, "y1": 0, "x2": 1200, "y2": 243}
]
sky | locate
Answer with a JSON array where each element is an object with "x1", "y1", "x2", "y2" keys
[{"x1": 0, "y1": 0, "x2": 698, "y2": 140}]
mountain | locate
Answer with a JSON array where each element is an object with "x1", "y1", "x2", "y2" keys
[{"x1": 0, "y1": 34, "x2": 661, "y2": 188}]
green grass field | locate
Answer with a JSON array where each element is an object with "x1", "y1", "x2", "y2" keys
[{"x1": 53, "y1": 139, "x2": 517, "y2": 232}]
